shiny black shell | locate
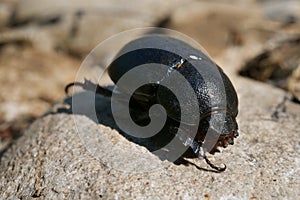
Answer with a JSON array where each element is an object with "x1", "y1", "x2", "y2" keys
[{"x1": 107, "y1": 36, "x2": 238, "y2": 138}]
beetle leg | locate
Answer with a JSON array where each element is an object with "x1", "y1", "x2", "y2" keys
[
  {"x1": 176, "y1": 131, "x2": 226, "y2": 172},
  {"x1": 202, "y1": 152, "x2": 226, "y2": 172},
  {"x1": 65, "y1": 79, "x2": 112, "y2": 97},
  {"x1": 195, "y1": 144, "x2": 226, "y2": 172}
]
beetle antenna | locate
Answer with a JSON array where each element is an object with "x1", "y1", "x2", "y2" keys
[{"x1": 65, "y1": 79, "x2": 113, "y2": 97}]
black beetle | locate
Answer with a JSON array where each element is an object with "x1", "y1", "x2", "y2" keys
[{"x1": 66, "y1": 36, "x2": 239, "y2": 172}]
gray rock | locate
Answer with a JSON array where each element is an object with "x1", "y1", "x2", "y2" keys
[{"x1": 1, "y1": 75, "x2": 299, "y2": 199}]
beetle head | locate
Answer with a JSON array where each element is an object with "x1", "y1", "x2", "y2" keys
[{"x1": 198, "y1": 110, "x2": 238, "y2": 151}]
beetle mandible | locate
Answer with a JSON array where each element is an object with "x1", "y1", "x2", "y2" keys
[{"x1": 66, "y1": 35, "x2": 239, "y2": 172}]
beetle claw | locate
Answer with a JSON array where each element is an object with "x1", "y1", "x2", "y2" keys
[
  {"x1": 203, "y1": 155, "x2": 226, "y2": 172},
  {"x1": 65, "y1": 81, "x2": 85, "y2": 94}
]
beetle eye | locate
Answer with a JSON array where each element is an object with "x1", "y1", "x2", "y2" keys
[
  {"x1": 199, "y1": 119, "x2": 210, "y2": 132},
  {"x1": 235, "y1": 120, "x2": 239, "y2": 130},
  {"x1": 202, "y1": 119, "x2": 209, "y2": 126}
]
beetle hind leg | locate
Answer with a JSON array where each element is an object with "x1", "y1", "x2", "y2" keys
[{"x1": 65, "y1": 79, "x2": 112, "y2": 97}]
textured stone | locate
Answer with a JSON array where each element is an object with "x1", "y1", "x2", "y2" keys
[{"x1": 0, "y1": 74, "x2": 299, "y2": 199}]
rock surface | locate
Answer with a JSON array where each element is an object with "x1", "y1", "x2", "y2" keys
[{"x1": 0, "y1": 74, "x2": 299, "y2": 199}]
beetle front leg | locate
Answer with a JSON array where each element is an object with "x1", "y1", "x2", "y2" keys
[
  {"x1": 191, "y1": 140, "x2": 226, "y2": 172},
  {"x1": 201, "y1": 149, "x2": 226, "y2": 172}
]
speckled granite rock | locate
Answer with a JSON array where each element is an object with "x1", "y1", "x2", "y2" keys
[{"x1": 0, "y1": 74, "x2": 299, "y2": 199}]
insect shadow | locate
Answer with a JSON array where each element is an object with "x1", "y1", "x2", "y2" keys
[{"x1": 53, "y1": 89, "x2": 220, "y2": 173}]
